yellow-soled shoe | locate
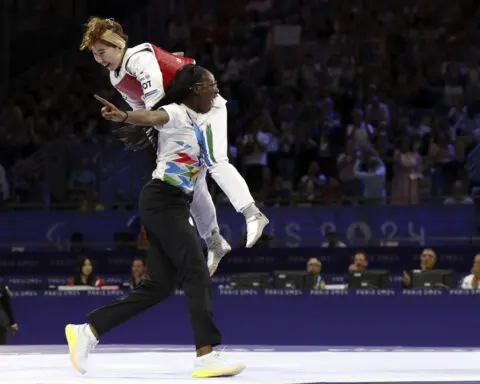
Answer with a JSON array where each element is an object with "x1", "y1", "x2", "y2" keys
[
  {"x1": 65, "y1": 324, "x2": 98, "y2": 375},
  {"x1": 192, "y1": 351, "x2": 245, "y2": 378}
]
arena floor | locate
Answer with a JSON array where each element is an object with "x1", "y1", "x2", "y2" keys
[{"x1": 1, "y1": 345, "x2": 479, "y2": 384}]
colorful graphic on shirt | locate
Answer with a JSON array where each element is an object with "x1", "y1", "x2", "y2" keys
[
  {"x1": 163, "y1": 141, "x2": 201, "y2": 190},
  {"x1": 190, "y1": 117, "x2": 213, "y2": 167},
  {"x1": 205, "y1": 124, "x2": 217, "y2": 163}
]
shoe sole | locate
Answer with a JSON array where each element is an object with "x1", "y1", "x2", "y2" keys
[
  {"x1": 192, "y1": 364, "x2": 245, "y2": 378},
  {"x1": 65, "y1": 325, "x2": 85, "y2": 375}
]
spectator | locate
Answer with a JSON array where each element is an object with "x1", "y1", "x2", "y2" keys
[
  {"x1": 306, "y1": 258, "x2": 325, "y2": 290},
  {"x1": 346, "y1": 108, "x2": 374, "y2": 150},
  {"x1": 337, "y1": 139, "x2": 360, "y2": 199},
  {"x1": 267, "y1": 175, "x2": 292, "y2": 206},
  {"x1": 403, "y1": 248, "x2": 437, "y2": 288},
  {"x1": 68, "y1": 157, "x2": 98, "y2": 199},
  {"x1": 391, "y1": 137, "x2": 423, "y2": 205},
  {"x1": 130, "y1": 257, "x2": 147, "y2": 290},
  {"x1": 321, "y1": 178, "x2": 345, "y2": 205},
  {"x1": 428, "y1": 131, "x2": 457, "y2": 196},
  {"x1": 353, "y1": 147, "x2": 386, "y2": 203},
  {"x1": 366, "y1": 90, "x2": 390, "y2": 128},
  {"x1": 349, "y1": 251, "x2": 368, "y2": 272},
  {"x1": 240, "y1": 116, "x2": 270, "y2": 198},
  {"x1": 0, "y1": 163, "x2": 9, "y2": 202},
  {"x1": 298, "y1": 161, "x2": 326, "y2": 202},
  {"x1": 443, "y1": 180, "x2": 473, "y2": 205},
  {"x1": 322, "y1": 231, "x2": 347, "y2": 248},
  {"x1": 461, "y1": 254, "x2": 480, "y2": 289},
  {"x1": 66, "y1": 257, "x2": 104, "y2": 288}
]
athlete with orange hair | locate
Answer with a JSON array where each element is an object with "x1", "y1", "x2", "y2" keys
[{"x1": 80, "y1": 17, "x2": 269, "y2": 274}]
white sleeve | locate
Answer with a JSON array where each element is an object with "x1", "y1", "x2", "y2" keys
[
  {"x1": 461, "y1": 276, "x2": 470, "y2": 289},
  {"x1": 126, "y1": 50, "x2": 166, "y2": 110},
  {"x1": 157, "y1": 104, "x2": 181, "y2": 130}
]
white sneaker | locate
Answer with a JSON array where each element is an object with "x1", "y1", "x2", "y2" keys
[
  {"x1": 192, "y1": 351, "x2": 245, "y2": 378},
  {"x1": 207, "y1": 235, "x2": 232, "y2": 276},
  {"x1": 245, "y1": 213, "x2": 269, "y2": 248},
  {"x1": 65, "y1": 324, "x2": 98, "y2": 375}
]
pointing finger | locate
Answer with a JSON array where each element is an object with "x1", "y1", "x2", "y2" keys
[{"x1": 94, "y1": 94, "x2": 116, "y2": 109}]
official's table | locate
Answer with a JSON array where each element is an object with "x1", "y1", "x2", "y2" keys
[{"x1": 8, "y1": 289, "x2": 480, "y2": 347}]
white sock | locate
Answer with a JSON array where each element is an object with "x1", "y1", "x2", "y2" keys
[
  {"x1": 241, "y1": 203, "x2": 260, "y2": 219},
  {"x1": 197, "y1": 351, "x2": 215, "y2": 360},
  {"x1": 84, "y1": 324, "x2": 98, "y2": 341},
  {"x1": 205, "y1": 229, "x2": 222, "y2": 247}
]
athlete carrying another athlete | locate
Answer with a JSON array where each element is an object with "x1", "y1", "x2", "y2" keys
[{"x1": 80, "y1": 17, "x2": 269, "y2": 274}]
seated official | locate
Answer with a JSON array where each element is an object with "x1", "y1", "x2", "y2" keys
[
  {"x1": 306, "y1": 258, "x2": 326, "y2": 289},
  {"x1": 66, "y1": 257, "x2": 104, "y2": 288},
  {"x1": 461, "y1": 254, "x2": 480, "y2": 289},
  {"x1": 348, "y1": 251, "x2": 368, "y2": 272},
  {"x1": 128, "y1": 257, "x2": 147, "y2": 290},
  {"x1": 403, "y1": 248, "x2": 436, "y2": 288}
]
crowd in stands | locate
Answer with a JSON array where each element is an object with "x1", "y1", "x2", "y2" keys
[{"x1": 1, "y1": 0, "x2": 480, "y2": 209}]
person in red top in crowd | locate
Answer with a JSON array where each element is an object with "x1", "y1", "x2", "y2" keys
[
  {"x1": 79, "y1": 17, "x2": 268, "y2": 275},
  {"x1": 67, "y1": 257, "x2": 104, "y2": 288}
]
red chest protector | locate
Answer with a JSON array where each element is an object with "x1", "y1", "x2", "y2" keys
[{"x1": 114, "y1": 44, "x2": 195, "y2": 105}]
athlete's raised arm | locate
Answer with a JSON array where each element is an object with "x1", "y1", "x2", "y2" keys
[{"x1": 94, "y1": 95, "x2": 169, "y2": 126}]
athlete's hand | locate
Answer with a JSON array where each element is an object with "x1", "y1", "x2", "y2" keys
[{"x1": 94, "y1": 94, "x2": 128, "y2": 122}]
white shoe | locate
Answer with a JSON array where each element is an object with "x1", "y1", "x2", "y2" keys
[
  {"x1": 207, "y1": 235, "x2": 231, "y2": 276},
  {"x1": 65, "y1": 324, "x2": 98, "y2": 375},
  {"x1": 246, "y1": 213, "x2": 269, "y2": 248},
  {"x1": 192, "y1": 351, "x2": 245, "y2": 378}
]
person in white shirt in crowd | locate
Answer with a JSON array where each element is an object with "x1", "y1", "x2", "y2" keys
[
  {"x1": 80, "y1": 17, "x2": 268, "y2": 274},
  {"x1": 0, "y1": 163, "x2": 9, "y2": 202},
  {"x1": 66, "y1": 65, "x2": 247, "y2": 378},
  {"x1": 346, "y1": 108, "x2": 374, "y2": 150},
  {"x1": 461, "y1": 254, "x2": 480, "y2": 289},
  {"x1": 443, "y1": 180, "x2": 473, "y2": 205},
  {"x1": 353, "y1": 146, "x2": 386, "y2": 202}
]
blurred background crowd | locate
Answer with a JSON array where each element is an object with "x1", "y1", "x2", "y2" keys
[{"x1": 2, "y1": 0, "x2": 480, "y2": 210}]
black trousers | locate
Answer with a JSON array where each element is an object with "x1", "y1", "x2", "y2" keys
[
  {"x1": 0, "y1": 326, "x2": 8, "y2": 345},
  {"x1": 87, "y1": 179, "x2": 221, "y2": 349}
]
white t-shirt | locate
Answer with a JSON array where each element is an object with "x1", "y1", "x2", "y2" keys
[
  {"x1": 461, "y1": 274, "x2": 480, "y2": 289},
  {"x1": 152, "y1": 104, "x2": 209, "y2": 194},
  {"x1": 346, "y1": 122, "x2": 374, "y2": 149}
]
